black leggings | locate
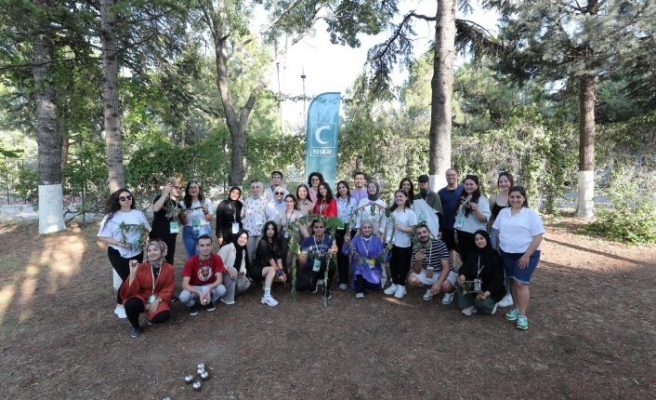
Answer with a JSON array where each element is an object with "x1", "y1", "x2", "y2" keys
[
  {"x1": 124, "y1": 297, "x2": 170, "y2": 328},
  {"x1": 294, "y1": 261, "x2": 336, "y2": 291},
  {"x1": 354, "y1": 275, "x2": 377, "y2": 294},
  {"x1": 107, "y1": 247, "x2": 143, "y2": 304},
  {"x1": 455, "y1": 230, "x2": 477, "y2": 265},
  {"x1": 389, "y1": 245, "x2": 412, "y2": 286}
]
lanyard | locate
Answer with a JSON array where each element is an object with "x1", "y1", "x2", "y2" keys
[
  {"x1": 476, "y1": 255, "x2": 485, "y2": 277},
  {"x1": 150, "y1": 263, "x2": 162, "y2": 294},
  {"x1": 361, "y1": 236, "x2": 372, "y2": 257}
]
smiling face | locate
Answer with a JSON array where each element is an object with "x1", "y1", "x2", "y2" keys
[
  {"x1": 498, "y1": 175, "x2": 512, "y2": 192},
  {"x1": 297, "y1": 186, "x2": 308, "y2": 200},
  {"x1": 474, "y1": 233, "x2": 488, "y2": 249},
  {"x1": 310, "y1": 175, "x2": 320, "y2": 188},
  {"x1": 400, "y1": 180, "x2": 411, "y2": 193},
  {"x1": 509, "y1": 190, "x2": 527, "y2": 209},
  {"x1": 319, "y1": 184, "x2": 328, "y2": 197},
  {"x1": 394, "y1": 191, "x2": 407, "y2": 207},
  {"x1": 118, "y1": 191, "x2": 133, "y2": 210},
  {"x1": 416, "y1": 226, "x2": 430, "y2": 243},
  {"x1": 237, "y1": 233, "x2": 248, "y2": 247},
  {"x1": 446, "y1": 169, "x2": 458, "y2": 186},
  {"x1": 361, "y1": 222, "x2": 373, "y2": 237},
  {"x1": 367, "y1": 183, "x2": 377, "y2": 195},
  {"x1": 464, "y1": 178, "x2": 478, "y2": 194},
  {"x1": 265, "y1": 224, "x2": 276, "y2": 238},
  {"x1": 187, "y1": 183, "x2": 200, "y2": 199},
  {"x1": 337, "y1": 183, "x2": 348, "y2": 197},
  {"x1": 229, "y1": 188, "x2": 241, "y2": 200},
  {"x1": 284, "y1": 196, "x2": 296, "y2": 210},
  {"x1": 147, "y1": 243, "x2": 162, "y2": 261},
  {"x1": 250, "y1": 182, "x2": 262, "y2": 196},
  {"x1": 354, "y1": 174, "x2": 365, "y2": 188}
]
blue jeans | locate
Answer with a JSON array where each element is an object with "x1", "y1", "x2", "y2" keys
[
  {"x1": 499, "y1": 249, "x2": 541, "y2": 285},
  {"x1": 182, "y1": 225, "x2": 212, "y2": 258}
]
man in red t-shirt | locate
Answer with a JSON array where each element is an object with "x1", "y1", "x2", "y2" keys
[{"x1": 179, "y1": 235, "x2": 227, "y2": 315}]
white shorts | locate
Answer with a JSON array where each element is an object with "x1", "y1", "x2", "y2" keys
[{"x1": 410, "y1": 269, "x2": 457, "y2": 286}]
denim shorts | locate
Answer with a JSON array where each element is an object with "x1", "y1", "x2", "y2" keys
[{"x1": 499, "y1": 250, "x2": 541, "y2": 285}]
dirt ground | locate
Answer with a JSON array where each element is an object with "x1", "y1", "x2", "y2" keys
[{"x1": 0, "y1": 216, "x2": 654, "y2": 400}]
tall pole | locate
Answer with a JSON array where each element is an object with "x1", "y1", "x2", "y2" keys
[
  {"x1": 301, "y1": 69, "x2": 307, "y2": 128},
  {"x1": 276, "y1": 62, "x2": 284, "y2": 144}
]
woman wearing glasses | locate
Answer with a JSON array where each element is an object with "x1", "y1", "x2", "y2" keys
[
  {"x1": 180, "y1": 180, "x2": 214, "y2": 258},
  {"x1": 150, "y1": 177, "x2": 183, "y2": 265},
  {"x1": 98, "y1": 188, "x2": 151, "y2": 319}
]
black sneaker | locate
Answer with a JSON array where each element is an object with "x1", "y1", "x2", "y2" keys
[
  {"x1": 206, "y1": 301, "x2": 216, "y2": 312},
  {"x1": 189, "y1": 304, "x2": 199, "y2": 316},
  {"x1": 129, "y1": 325, "x2": 142, "y2": 338}
]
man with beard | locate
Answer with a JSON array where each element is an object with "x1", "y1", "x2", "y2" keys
[{"x1": 406, "y1": 224, "x2": 456, "y2": 304}]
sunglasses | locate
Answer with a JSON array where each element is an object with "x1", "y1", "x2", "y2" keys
[
  {"x1": 275, "y1": 192, "x2": 284, "y2": 195},
  {"x1": 119, "y1": 195, "x2": 132, "y2": 201}
]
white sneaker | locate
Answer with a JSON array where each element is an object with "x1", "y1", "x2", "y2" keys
[
  {"x1": 355, "y1": 293, "x2": 365, "y2": 299},
  {"x1": 384, "y1": 284, "x2": 398, "y2": 296},
  {"x1": 394, "y1": 285, "x2": 407, "y2": 299},
  {"x1": 422, "y1": 289, "x2": 434, "y2": 301},
  {"x1": 441, "y1": 292, "x2": 455, "y2": 305},
  {"x1": 339, "y1": 283, "x2": 348, "y2": 290},
  {"x1": 461, "y1": 306, "x2": 477, "y2": 316},
  {"x1": 312, "y1": 279, "x2": 325, "y2": 294},
  {"x1": 114, "y1": 304, "x2": 127, "y2": 319},
  {"x1": 261, "y1": 295, "x2": 279, "y2": 307},
  {"x1": 498, "y1": 294, "x2": 513, "y2": 308}
]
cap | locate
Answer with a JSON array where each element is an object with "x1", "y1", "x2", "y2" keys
[{"x1": 418, "y1": 175, "x2": 429, "y2": 183}]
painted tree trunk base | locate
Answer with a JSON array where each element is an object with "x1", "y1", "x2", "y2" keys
[
  {"x1": 38, "y1": 184, "x2": 65, "y2": 234},
  {"x1": 577, "y1": 170, "x2": 594, "y2": 219},
  {"x1": 429, "y1": 173, "x2": 446, "y2": 193}
]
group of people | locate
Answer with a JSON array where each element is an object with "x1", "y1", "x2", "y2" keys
[{"x1": 97, "y1": 168, "x2": 544, "y2": 338}]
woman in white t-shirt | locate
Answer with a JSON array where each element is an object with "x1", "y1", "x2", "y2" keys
[
  {"x1": 97, "y1": 188, "x2": 151, "y2": 319},
  {"x1": 492, "y1": 186, "x2": 545, "y2": 331},
  {"x1": 180, "y1": 180, "x2": 214, "y2": 258},
  {"x1": 383, "y1": 190, "x2": 417, "y2": 299}
]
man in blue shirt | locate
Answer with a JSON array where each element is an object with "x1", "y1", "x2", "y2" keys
[{"x1": 438, "y1": 168, "x2": 465, "y2": 264}]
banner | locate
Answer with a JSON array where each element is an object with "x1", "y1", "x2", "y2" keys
[{"x1": 305, "y1": 92, "x2": 341, "y2": 186}]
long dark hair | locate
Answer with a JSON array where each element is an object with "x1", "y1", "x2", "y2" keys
[
  {"x1": 391, "y1": 178, "x2": 415, "y2": 211},
  {"x1": 336, "y1": 180, "x2": 352, "y2": 199},
  {"x1": 296, "y1": 184, "x2": 310, "y2": 201},
  {"x1": 307, "y1": 172, "x2": 324, "y2": 187},
  {"x1": 103, "y1": 188, "x2": 135, "y2": 227},
  {"x1": 284, "y1": 194, "x2": 298, "y2": 210},
  {"x1": 456, "y1": 175, "x2": 481, "y2": 217},
  {"x1": 390, "y1": 189, "x2": 411, "y2": 212},
  {"x1": 184, "y1": 180, "x2": 205, "y2": 209},
  {"x1": 233, "y1": 229, "x2": 249, "y2": 270},
  {"x1": 262, "y1": 221, "x2": 279, "y2": 242},
  {"x1": 509, "y1": 185, "x2": 530, "y2": 208},
  {"x1": 316, "y1": 182, "x2": 334, "y2": 203}
]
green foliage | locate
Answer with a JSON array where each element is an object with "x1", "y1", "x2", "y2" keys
[{"x1": 585, "y1": 166, "x2": 656, "y2": 244}]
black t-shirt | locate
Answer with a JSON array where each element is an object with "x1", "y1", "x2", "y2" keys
[{"x1": 149, "y1": 194, "x2": 182, "y2": 241}]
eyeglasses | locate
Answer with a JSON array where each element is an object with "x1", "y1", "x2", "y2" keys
[
  {"x1": 275, "y1": 192, "x2": 284, "y2": 195},
  {"x1": 119, "y1": 195, "x2": 132, "y2": 201}
]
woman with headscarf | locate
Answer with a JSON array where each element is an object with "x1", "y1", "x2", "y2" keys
[
  {"x1": 355, "y1": 181, "x2": 387, "y2": 238},
  {"x1": 120, "y1": 239, "x2": 175, "y2": 338},
  {"x1": 455, "y1": 230, "x2": 505, "y2": 317},
  {"x1": 342, "y1": 221, "x2": 384, "y2": 298},
  {"x1": 218, "y1": 230, "x2": 251, "y2": 305},
  {"x1": 215, "y1": 186, "x2": 244, "y2": 247}
]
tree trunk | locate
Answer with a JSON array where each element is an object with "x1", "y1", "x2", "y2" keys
[
  {"x1": 428, "y1": 0, "x2": 456, "y2": 191},
  {"x1": 32, "y1": 0, "x2": 65, "y2": 234},
  {"x1": 101, "y1": 0, "x2": 125, "y2": 193},
  {"x1": 577, "y1": 74, "x2": 595, "y2": 218}
]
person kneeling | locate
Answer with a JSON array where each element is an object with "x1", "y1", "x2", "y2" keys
[
  {"x1": 342, "y1": 222, "x2": 384, "y2": 298},
  {"x1": 297, "y1": 219, "x2": 338, "y2": 299},
  {"x1": 179, "y1": 235, "x2": 227, "y2": 315},
  {"x1": 406, "y1": 224, "x2": 456, "y2": 304},
  {"x1": 121, "y1": 240, "x2": 175, "y2": 338},
  {"x1": 456, "y1": 230, "x2": 505, "y2": 316}
]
